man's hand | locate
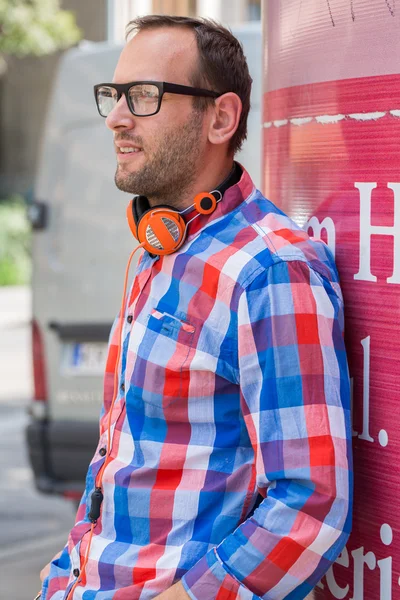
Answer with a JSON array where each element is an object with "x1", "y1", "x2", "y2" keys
[
  {"x1": 40, "y1": 551, "x2": 62, "y2": 583},
  {"x1": 154, "y1": 581, "x2": 191, "y2": 599}
]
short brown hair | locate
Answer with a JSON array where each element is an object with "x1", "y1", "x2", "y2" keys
[{"x1": 126, "y1": 15, "x2": 252, "y2": 155}]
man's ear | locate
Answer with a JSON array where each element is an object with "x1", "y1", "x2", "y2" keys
[{"x1": 207, "y1": 92, "x2": 242, "y2": 147}]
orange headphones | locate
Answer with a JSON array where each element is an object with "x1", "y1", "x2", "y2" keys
[
  {"x1": 126, "y1": 163, "x2": 241, "y2": 256},
  {"x1": 126, "y1": 191, "x2": 221, "y2": 255}
]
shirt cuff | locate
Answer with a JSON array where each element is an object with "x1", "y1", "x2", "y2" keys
[{"x1": 181, "y1": 547, "x2": 260, "y2": 600}]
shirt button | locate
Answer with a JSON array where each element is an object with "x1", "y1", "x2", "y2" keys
[
  {"x1": 120, "y1": 383, "x2": 125, "y2": 392},
  {"x1": 99, "y1": 447, "x2": 106, "y2": 457},
  {"x1": 73, "y1": 568, "x2": 80, "y2": 578},
  {"x1": 127, "y1": 315, "x2": 133, "y2": 323}
]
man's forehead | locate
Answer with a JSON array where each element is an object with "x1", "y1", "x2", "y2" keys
[{"x1": 114, "y1": 27, "x2": 198, "y2": 84}]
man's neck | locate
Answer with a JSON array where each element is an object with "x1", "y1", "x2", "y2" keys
[{"x1": 148, "y1": 158, "x2": 235, "y2": 211}]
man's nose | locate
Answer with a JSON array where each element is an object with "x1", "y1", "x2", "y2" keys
[{"x1": 105, "y1": 94, "x2": 135, "y2": 131}]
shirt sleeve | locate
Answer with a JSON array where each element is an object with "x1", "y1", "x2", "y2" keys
[{"x1": 182, "y1": 259, "x2": 353, "y2": 600}]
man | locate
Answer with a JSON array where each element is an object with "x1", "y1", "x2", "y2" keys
[{"x1": 39, "y1": 15, "x2": 352, "y2": 600}]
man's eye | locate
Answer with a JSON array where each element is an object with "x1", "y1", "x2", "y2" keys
[
  {"x1": 100, "y1": 88, "x2": 115, "y2": 97},
  {"x1": 130, "y1": 85, "x2": 159, "y2": 99}
]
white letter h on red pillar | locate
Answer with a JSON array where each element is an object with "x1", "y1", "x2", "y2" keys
[{"x1": 354, "y1": 182, "x2": 400, "y2": 284}]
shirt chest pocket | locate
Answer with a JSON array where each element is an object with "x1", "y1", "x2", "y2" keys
[{"x1": 129, "y1": 309, "x2": 196, "y2": 408}]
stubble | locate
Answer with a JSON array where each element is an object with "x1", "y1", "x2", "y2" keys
[{"x1": 115, "y1": 110, "x2": 204, "y2": 208}]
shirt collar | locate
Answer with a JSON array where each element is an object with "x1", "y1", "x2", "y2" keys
[{"x1": 185, "y1": 162, "x2": 255, "y2": 241}]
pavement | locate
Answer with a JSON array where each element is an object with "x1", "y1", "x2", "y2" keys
[
  {"x1": 0, "y1": 286, "x2": 75, "y2": 600},
  {"x1": 0, "y1": 285, "x2": 32, "y2": 405}
]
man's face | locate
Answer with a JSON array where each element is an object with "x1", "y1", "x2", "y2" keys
[{"x1": 106, "y1": 27, "x2": 209, "y2": 207}]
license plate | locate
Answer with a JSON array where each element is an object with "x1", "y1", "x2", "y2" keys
[{"x1": 61, "y1": 342, "x2": 108, "y2": 376}]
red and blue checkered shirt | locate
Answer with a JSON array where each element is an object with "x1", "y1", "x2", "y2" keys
[{"x1": 43, "y1": 166, "x2": 352, "y2": 599}]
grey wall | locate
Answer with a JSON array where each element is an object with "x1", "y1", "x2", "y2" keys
[{"x1": 0, "y1": 0, "x2": 107, "y2": 197}]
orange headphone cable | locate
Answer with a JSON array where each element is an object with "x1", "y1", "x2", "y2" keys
[{"x1": 65, "y1": 241, "x2": 145, "y2": 600}]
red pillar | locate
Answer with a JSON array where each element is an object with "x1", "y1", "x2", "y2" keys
[{"x1": 262, "y1": 2, "x2": 400, "y2": 599}]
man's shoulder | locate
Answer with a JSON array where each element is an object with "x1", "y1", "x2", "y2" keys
[{"x1": 203, "y1": 188, "x2": 339, "y2": 288}]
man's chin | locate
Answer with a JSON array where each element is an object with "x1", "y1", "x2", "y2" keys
[{"x1": 115, "y1": 170, "x2": 139, "y2": 194}]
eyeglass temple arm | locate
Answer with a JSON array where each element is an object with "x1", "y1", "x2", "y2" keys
[{"x1": 162, "y1": 82, "x2": 221, "y2": 98}]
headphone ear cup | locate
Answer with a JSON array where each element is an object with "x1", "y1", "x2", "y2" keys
[
  {"x1": 126, "y1": 199, "x2": 139, "y2": 240},
  {"x1": 138, "y1": 209, "x2": 187, "y2": 255},
  {"x1": 194, "y1": 192, "x2": 217, "y2": 215}
]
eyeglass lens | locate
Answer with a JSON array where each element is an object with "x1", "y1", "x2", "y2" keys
[{"x1": 96, "y1": 84, "x2": 160, "y2": 117}]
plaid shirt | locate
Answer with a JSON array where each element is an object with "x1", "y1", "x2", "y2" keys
[{"x1": 43, "y1": 166, "x2": 352, "y2": 600}]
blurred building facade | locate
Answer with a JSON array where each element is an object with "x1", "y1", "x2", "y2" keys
[
  {"x1": 108, "y1": 0, "x2": 261, "y2": 40},
  {"x1": 0, "y1": 0, "x2": 260, "y2": 197},
  {"x1": 0, "y1": 0, "x2": 108, "y2": 197}
]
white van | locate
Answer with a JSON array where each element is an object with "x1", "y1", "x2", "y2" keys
[{"x1": 26, "y1": 23, "x2": 262, "y2": 501}]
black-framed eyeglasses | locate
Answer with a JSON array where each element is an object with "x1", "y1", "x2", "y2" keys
[{"x1": 93, "y1": 80, "x2": 222, "y2": 118}]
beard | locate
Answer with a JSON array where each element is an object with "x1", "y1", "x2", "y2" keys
[{"x1": 114, "y1": 109, "x2": 204, "y2": 208}]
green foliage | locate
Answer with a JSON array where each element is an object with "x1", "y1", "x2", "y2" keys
[
  {"x1": 0, "y1": 0, "x2": 82, "y2": 57},
  {"x1": 0, "y1": 196, "x2": 31, "y2": 285}
]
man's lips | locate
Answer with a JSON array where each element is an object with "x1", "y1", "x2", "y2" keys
[{"x1": 115, "y1": 142, "x2": 144, "y2": 161}]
